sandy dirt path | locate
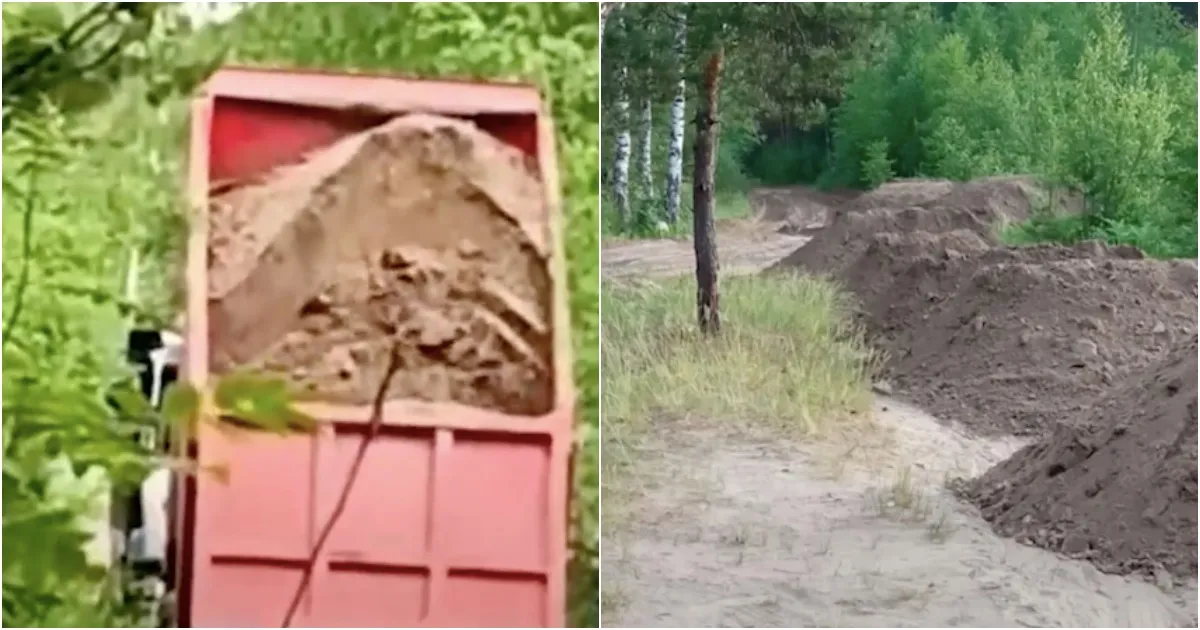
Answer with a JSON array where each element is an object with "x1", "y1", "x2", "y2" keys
[
  {"x1": 602, "y1": 226, "x2": 808, "y2": 281},
  {"x1": 602, "y1": 399, "x2": 1195, "y2": 627},
  {"x1": 600, "y1": 192, "x2": 1196, "y2": 627},
  {"x1": 601, "y1": 187, "x2": 839, "y2": 281}
]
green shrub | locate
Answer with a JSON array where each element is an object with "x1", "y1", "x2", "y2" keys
[
  {"x1": 824, "y1": 3, "x2": 1196, "y2": 258},
  {"x1": 860, "y1": 139, "x2": 895, "y2": 189}
]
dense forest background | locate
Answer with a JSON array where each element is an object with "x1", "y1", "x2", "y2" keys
[
  {"x1": 2, "y1": 3, "x2": 599, "y2": 627},
  {"x1": 602, "y1": 2, "x2": 1198, "y2": 259}
]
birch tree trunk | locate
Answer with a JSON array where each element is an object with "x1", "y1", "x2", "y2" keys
[
  {"x1": 612, "y1": 65, "x2": 632, "y2": 230},
  {"x1": 600, "y1": 2, "x2": 622, "y2": 33},
  {"x1": 637, "y1": 97, "x2": 653, "y2": 208},
  {"x1": 664, "y1": 9, "x2": 687, "y2": 225},
  {"x1": 692, "y1": 47, "x2": 724, "y2": 335}
]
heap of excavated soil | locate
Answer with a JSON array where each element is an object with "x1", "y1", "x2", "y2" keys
[
  {"x1": 765, "y1": 176, "x2": 1198, "y2": 587},
  {"x1": 770, "y1": 175, "x2": 1196, "y2": 436},
  {"x1": 206, "y1": 114, "x2": 553, "y2": 415},
  {"x1": 768, "y1": 176, "x2": 1058, "y2": 276},
  {"x1": 889, "y1": 254, "x2": 1196, "y2": 435},
  {"x1": 840, "y1": 230, "x2": 1151, "y2": 352},
  {"x1": 955, "y1": 337, "x2": 1198, "y2": 581},
  {"x1": 748, "y1": 187, "x2": 858, "y2": 235}
]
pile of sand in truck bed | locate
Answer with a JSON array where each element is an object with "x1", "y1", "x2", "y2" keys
[
  {"x1": 206, "y1": 114, "x2": 554, "y2": 416},
  {"x1": 771, "y1": 176, "x2": 1197, "y2": 436},
  {"x1": 954, "y1": 336, "x2": 1198, "y2": 581}
]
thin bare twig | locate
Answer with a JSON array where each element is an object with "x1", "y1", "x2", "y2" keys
[{"x1": 280, "y1": 341, "x2": 402, "y2": 627}]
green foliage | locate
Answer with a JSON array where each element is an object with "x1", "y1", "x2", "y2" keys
[
  {"x1": 2, "y1": 14, "x2": 194, "y2": 617},
  {"x1": 746, "y1": 130, "x2": 832, "y2": 187},
  {"x1": 823, "y1": 3, "x2": 1197, "y2": 257},
  {"x1": 604, "y1": 3, "x2": 1196, "y2": 256},
  {"x1": 601, "y1": 1, "x2": 902, "y2": 237},
  {"x1": 860, "y1": 139, "x2": 895, "y2": 189},
  {"x1": 4, "y1": 2, "x2": 600, "y2": 627},
  {"x1": 1, "y1": 18, "x2": 225, "y2": 620},
  {"x1": 3, "y1": 3, "x2": 227, "y2": 124}
]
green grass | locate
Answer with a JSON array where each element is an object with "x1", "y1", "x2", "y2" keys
[
  {"x1": 1000, "y1": 211, "x2": 1199, "y2": 259},
  {"x1": 603, "y1": 273, "x2": 877, "y2": 447}
]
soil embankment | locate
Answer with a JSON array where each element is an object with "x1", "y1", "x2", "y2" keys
[
  {"x1": 207, "y1": 114, "x2": 554, "y2": 415},
  {"x1": 956, "y1": 338, "x2": 1198, "y2": 582},
  {"x1": 770, "y1": 177, "x2": 1198, "y2": 585}
]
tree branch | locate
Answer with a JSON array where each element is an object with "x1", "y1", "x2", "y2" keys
[
  {"x1": 280, "y1": 342, "x2": 403, "y2": 627},
  {"x1": 2, "y1": 175, "x2": 38, "y2": 347},
  {"x1": 3, "y1": 2, "x2": 116, "y2": 87}
]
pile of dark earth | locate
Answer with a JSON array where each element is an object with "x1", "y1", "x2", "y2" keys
[{"x1": 769, "y1": 176, "x2": 1198, "y2": 585}]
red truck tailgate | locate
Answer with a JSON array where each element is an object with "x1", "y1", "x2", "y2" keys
[{"x1": 178, "y1": 67, "x2": 574, "y2": 628}]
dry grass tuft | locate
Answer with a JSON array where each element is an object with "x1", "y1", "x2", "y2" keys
[
  {"x1": 602, "y1": 274, "x2": 880, "y2": 527},
  {"x1": 602, "y1": 274, "x2": 877, "y2": 437}
]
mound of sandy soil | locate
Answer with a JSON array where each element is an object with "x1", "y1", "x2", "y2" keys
[
  {"x1": 842, "y1": 176, "x2": 1080, "y2": 215},
  {"x1": 771, "y1": 175, "x2": 1196, "y2": 437},
  {"x1": 891, "y1": 255, "x2": 1196, "y2": 435},
  {"x1": 956, "y1": 337, "x2": 1198, "y2": 581},
  {"x1": 829, "y1": 228, "x2": 1189, "y2": 437},
  {"x1": 748, "y1": 187, "x2": 857, "y2": 235},
  {"x1": 762, "y1": 175, "x2": 1198, "y2": 588},
  {"x1": 835, "y1": 229, "x2": 993, "y2": 334},
  {"x1": 207, "y1": 114, "x2": 553, "y2": 415},
  {"x1": 768, "y1": 176, "x2": 1062, "y2": 276}
]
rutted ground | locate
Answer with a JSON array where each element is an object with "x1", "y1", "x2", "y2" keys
[{"x1": 601, "y1": 181, "x2": 1197, "y2": 628}]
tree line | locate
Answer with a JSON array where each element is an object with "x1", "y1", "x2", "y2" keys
[
  {"x1": 603, "y1": 2, "x2": 1197, "y2": 259},
  {"x1": 603, "y1": 2, "x2": 1196, "y2": 335}
]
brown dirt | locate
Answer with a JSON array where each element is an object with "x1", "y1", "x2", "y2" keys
[
  {"x1": 206, "y1": 114, "x2": 553, "y2": 415},
  {"x1": 764, "y1": 176, "x2": 1197, "y2": 589},
  {"x1": 839, "y1": 232, "x2": 1148, "y2": 342},
  {"x1": 829, "y1": 229, "x2": 1192, "y2": 438},
  {"x1": 770, "y1": 177, "x2": 1196, "y2": 437},
  {"x1": 748, "y1": 186, "x2": 858, "y2": 235},
  {"x1": 767, "y1": 176, "x2": 1069, "y2": 278},
  {"x1": 602, "y1": 229, "x2": 809, "y2": 282},
  {"x1": 954, "y1": 337, "x2": 1198, "y2": 582},
  {"x1": 886, "y1": 255, "x2": 1195, "y2": 437}
]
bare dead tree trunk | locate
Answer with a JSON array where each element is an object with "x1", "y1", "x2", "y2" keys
[{"x1": 692, "y1": 47, "x2": 724, "y2": 335}]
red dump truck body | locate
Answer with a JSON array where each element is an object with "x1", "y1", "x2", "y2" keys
[{"x1": 175, "y1": 67, "x2": 573, "y2": 628}]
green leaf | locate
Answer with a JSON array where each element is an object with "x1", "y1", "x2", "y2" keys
[
  {"x1": 213, "y1": 371, "x2": 316, "y2": 434},
  {"x1": 161, "y1": 380, "x2": 201, "y2": 429}
]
